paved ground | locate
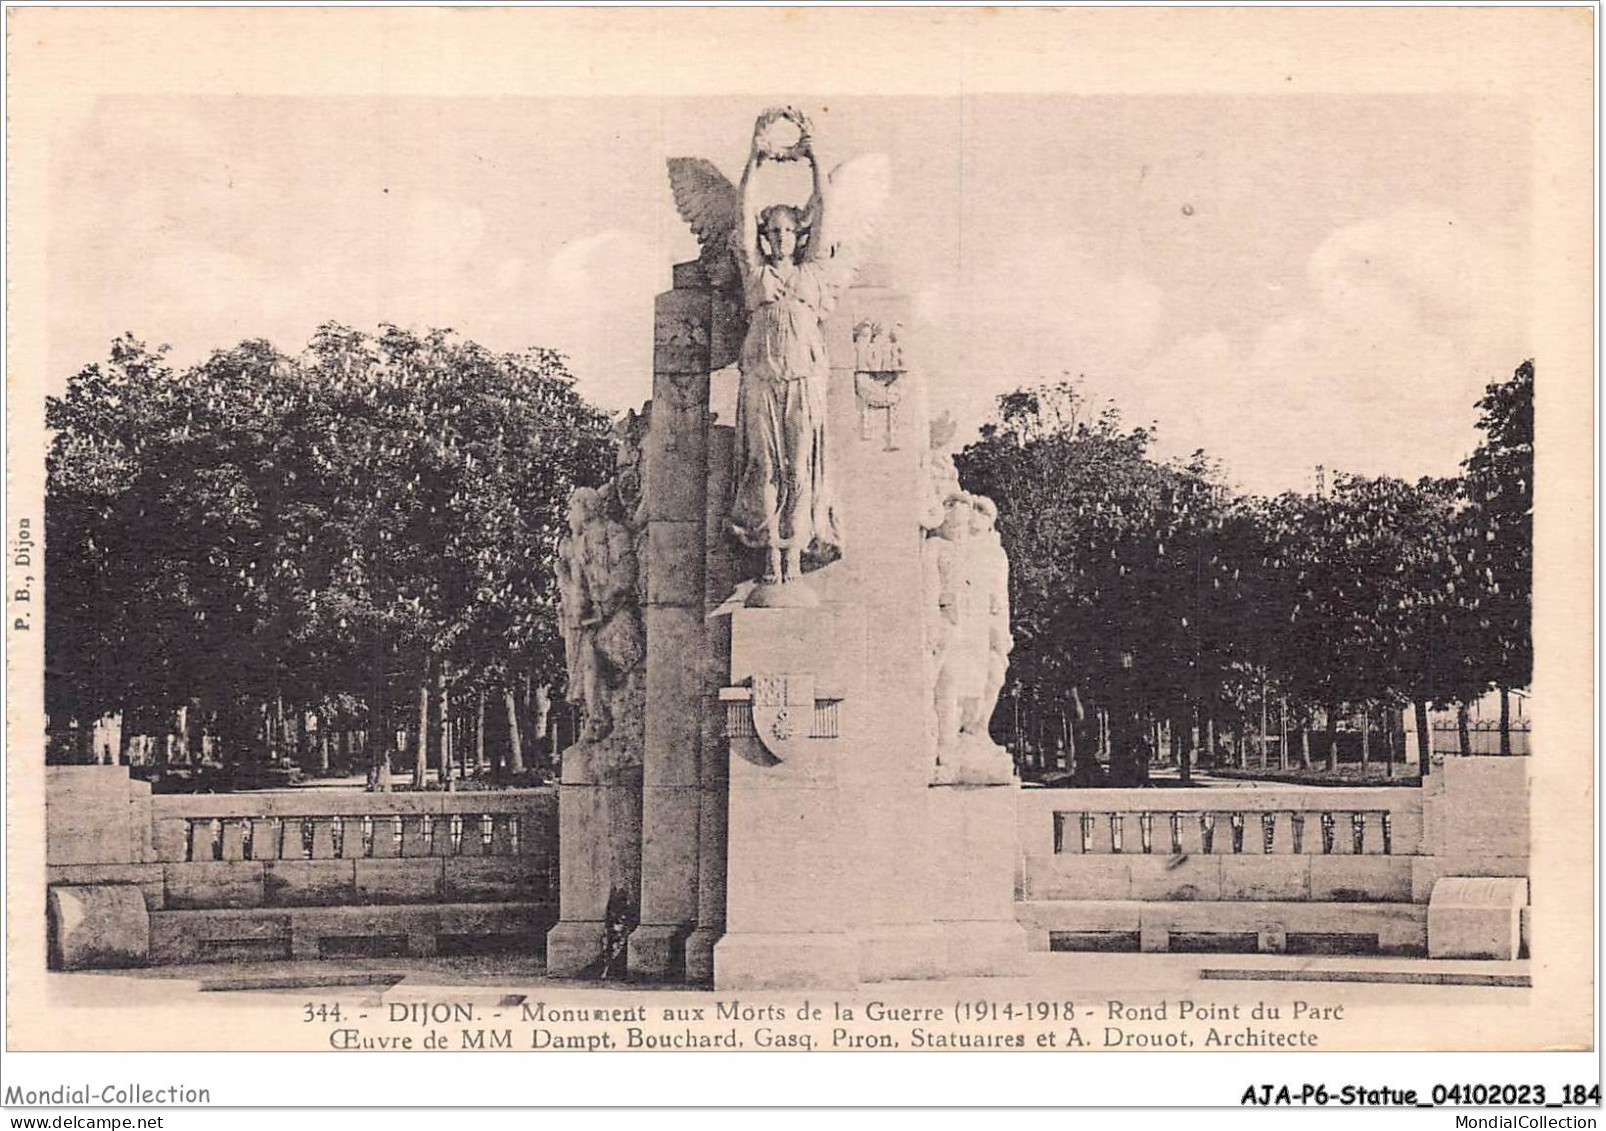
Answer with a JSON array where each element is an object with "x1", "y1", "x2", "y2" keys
[{"x1": 48, "y1": 950, "x2": 1529, "y2": 1008}]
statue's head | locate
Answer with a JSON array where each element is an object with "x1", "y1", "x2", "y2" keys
[
  {"x1": 758, "y1": 204, "x2": 808, "y2": 265},
  {"x1": 939, "y1": 492, "x2": 973, "y2": 542}
]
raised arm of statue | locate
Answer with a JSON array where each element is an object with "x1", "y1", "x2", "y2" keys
[
  {"x1": 736, "y1": 124, "x2": 770, "y2": 287},
  {"x1": 799, "y1": 125, "x2": 825, "y2": 262}
]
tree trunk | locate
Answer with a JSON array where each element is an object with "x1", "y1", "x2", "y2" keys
[
  {"x1": 118, "y1": 707, "x2": 134, "y2": 766},
  {"x1": 413, "y1": 672, "x2": 430, "y2": 789},
  {"x1": 505, "y1": 687, "x2": 525, "y2": 774},
  {"x1": 1360, "y1": 704, "x2": 1371, "y2": 769},
  {"x1": 476, "y1": 690, "x2": 487, "y2": 772},
  {"x1": 1279, "y1": 696, "x2": 1289, "y2": 770},
  {"x1": 1457, "y1": 702, "x2": 1471, "y2": 756},
  {"x1": 1324, "y1": 701, "x2": 1340, "y2": 772},
  {"x1": 1414, "y1": 700, "x2": 1431, "y2": 772},
  {"x1": 435, "y1": 670, "x2": 451, "y2": 791},
  {"x1": 1384, "y1": 712, "x2": 1396, "y2": 778},
  {"x1": 1499, "y1": 686, "x2": 1511, "y2": 756},
  {"x1": 1259, "y1": 683, "x2": 1269, "y2": 770},
  {"x1": 1299, "y1": 719, "x2": 1311, "y2": 770},
  {"x1": 1176, "y1": 712, "x2": 1191, "y2": 785}
]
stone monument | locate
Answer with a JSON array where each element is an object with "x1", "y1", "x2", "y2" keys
[{"x1": 550, "y1": 107, "x2": 1024, "y2": 986}]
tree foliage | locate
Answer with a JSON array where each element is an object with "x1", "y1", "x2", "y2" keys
[
  {"x1": 46, "y1": 325, "x2": 614, "y2": 775},
  {"x1": 958, "y1": 364, "x2": 1534, "y2": 782}
]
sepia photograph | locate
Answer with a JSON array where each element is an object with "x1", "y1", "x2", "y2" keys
[{"x1": 3, "y1": 3, "x2": 1595, "y2": 1114}]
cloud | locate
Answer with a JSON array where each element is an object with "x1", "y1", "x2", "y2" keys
[
  {"x1": 527, "y1": 228, "x2": 658, "y2": 409},
  {"x1": 1131, "y1": 205, "x2": 1525, "y2": 495},
  {"x1": 908, "y1": 230, "x2": 1167, "y2": 440}
]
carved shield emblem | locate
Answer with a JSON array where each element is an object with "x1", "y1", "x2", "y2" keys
[{"x1": 751, "y1": 673, "x2": 816, "y2": 763}]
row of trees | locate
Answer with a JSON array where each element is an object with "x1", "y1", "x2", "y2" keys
[
  {"x1": 47, "y1": 320, "x2": 1532, "y2": 791},
  {"x1": 46, "y1": 326, "x2": 616, "y2": 786},
  {"x1": 957, "y1": 362, "x2": 1533, "y2": 784}
]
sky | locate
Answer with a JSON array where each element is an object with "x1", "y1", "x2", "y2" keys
[{"x1": 47, "y1": 93, "x2": 1530, "y2": 497}]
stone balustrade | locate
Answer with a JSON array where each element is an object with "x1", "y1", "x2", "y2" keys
[
  {"x1": 1038, "y1": 790, "x2": 1423, "y2": 858},
  {"x1": 153, "y1": 792, "x2": 549, "y2": 864},
  {"x1": 46, "y1": 767, "x2": 559, "y2": 967},
  {"x1": 1015, "y1": 761, "x2": 1529, "y2": 958}
]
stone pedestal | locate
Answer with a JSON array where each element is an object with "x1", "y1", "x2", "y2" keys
[
  {"x1": 712, "y1": 605, "x2": 862, "y2": 990},
  {"x1": 927, "y1": 782, "x2": 1027, "y2": 976},
  {"x1": 545, "y1": 766, "x2": 641, "y2": 977},
  {"x1": 46, "y1": 766, "x2": 152, "y2": 866}
]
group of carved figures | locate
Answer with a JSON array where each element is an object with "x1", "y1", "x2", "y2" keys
[
  {"x1": 923, "y1": 446, "x2": 1013, "y2": 773},
  {"x1": 555, "y1": 410, "x2": 648, "y2": 751}
]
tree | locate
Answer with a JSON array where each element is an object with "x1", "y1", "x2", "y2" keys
[
  {"x1": 45, "y1": 324, "x2": 614, "y2": 786},
  {"x1": 1460, "y1": 361, "x2": 1534, "y2": 751}
]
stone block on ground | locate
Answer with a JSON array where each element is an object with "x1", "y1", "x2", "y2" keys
[
  {"x1": 48, "y1": 884, "x2": 150, "y2": 970},
  {"x1": 1428, "y1": 876, "x2": 1529, "y2": 960}
]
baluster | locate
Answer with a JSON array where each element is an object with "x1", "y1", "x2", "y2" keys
[
  {"x1": 1078, "y1": 813, "x2": 1094, "y2": 854},
  {"x1": 510, "y1": 816, "x2": 522, "y2": 855},
  {"x1": 1380, "y1": 812, "x2": 1393, "y2": 856},
  {"x1": 433, "y1": 813, "x2": 460, "y2": 857},
  {"x1": 1139, "y1": 812, "x2": 1154, "y2": 854},
  {"x1": 401, "y1": 815, "x2": 431, "y2": 857},
  {"x1": 1290, "y1": 813, "x2": 1306, "y2": 854},
  {"x1": 1260, "y1": 812, "x2": 1277, "y2": 854},
  {"x1": 218, "y1": 818, "x2": 248, "y2": 860},
  {"x1": 370, "y1": 815, "x2": 399, "y2": 858},
  {"x1": 1168, "y1": 813, "x2": 1184, "y2": 855},
  {"x1": 1052, "y1": 812, "x2": 1066, "y2": 854},
  {"x1": 490, "y1": 814, "x2": 517, "y2": 856},
  {"x1": 311, "y1": 818, "x2": 338, "y2": 859},
  {"x1": 1109, "y1": 813, "x2": 1123, "y2": 854},
  {"x1": 1229, "y1": 813, "x2": 1245, "y2": 853},
  {"x1": 1350, "y1": 812, "x2": 1367, "y2": 855},
  {"x1": 206, "y1": 818, "x2": 224, "y2": 861},
  {"x1": 1199, "y1": 813, "x2": 1216, "y2": 854},
  {"x1": 1319, "y1": 812, "x2": 1335, "y2": 854},
  {"x1": 249, "y1": 818, "x2": 279, "y2": 860},
  {"x1": 361, "y1": 815, "x2": 375, "y2": 858},
  {"x1": 459, "y1": 814, "x2": 489, "y2": 856}
]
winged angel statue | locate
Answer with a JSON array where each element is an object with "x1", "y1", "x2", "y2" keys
[{"x1": 669, "y1": 107, "x2": 889, "y2": 597}]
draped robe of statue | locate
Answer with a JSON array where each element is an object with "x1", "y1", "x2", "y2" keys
[{"x1": 728, "y1": 259, "x2": 842, "y2": 563}]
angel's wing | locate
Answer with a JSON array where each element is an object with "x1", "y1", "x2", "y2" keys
[
  {"x1": 813, "y1": 153, "x2": 892, "y2": 297},
  {"x1": 667, "y1": 157, "x2": 746, "y2": 368},
  {"x1": 667, "y1": 157, "x2": 740, "y2": 256}
]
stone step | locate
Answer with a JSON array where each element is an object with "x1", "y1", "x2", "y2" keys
[
  {"x1": 149, "y1": 901, "x2": 553, "y2": 964},
  {"x1": 1014, "y1": 899, "x2": 1427, "y2": 956}
]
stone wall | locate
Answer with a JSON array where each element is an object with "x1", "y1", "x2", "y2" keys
[{"x1": 46, "y1": 767, "x2": 557, "y2": 968}]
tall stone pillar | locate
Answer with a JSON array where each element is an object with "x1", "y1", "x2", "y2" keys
[
  {"x1": 823, "y1": 273, "x2": 946, "y2": 980},
  {"x1": 685, "y1": 421, "x2": 736, "y2": 984},
  {"x1": 627, "y1": 265, "x2": 716, "y2": 979}
]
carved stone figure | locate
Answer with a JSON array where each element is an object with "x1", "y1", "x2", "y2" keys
[
  {"x1": 667, "y1": 107, "x2": 889, "y2": 597},
  {"x1": 854, "y1": 320, "x2": 907, "y2": 450},
  {"x1": 925, "y1": 490, "x2": 1014, "y2": 783},
  {"x1": 557, "y1": 485, "x2": 645, "y2": 754},
  {"x1": 929, "y1": 493, "x2": 979, "y2": 766},
  {"x1": 966, "y1": 495, "x2": 1013, "y2": 739}
]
